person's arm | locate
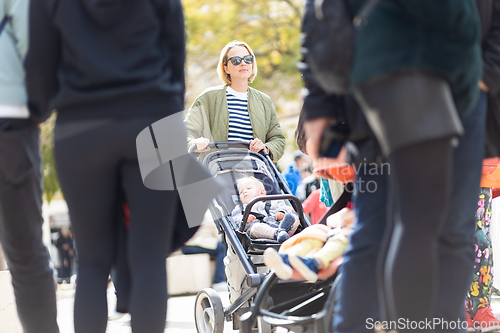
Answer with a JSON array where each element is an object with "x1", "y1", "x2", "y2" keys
[
  {"x1": 263, "y1": 99, "x2": 286, "y2": 161},
  {"x1": 25, "y1": 0, "x2": 60, "y2": 123},
  {"x1": 9, "y1": 0, "x2": 29, "y2": 61},
  {"x1": 161, "y1": 0, "x2": 185, "y2": 92},
  {"x1": 482, "y1": 0, "x2": 500, "y2": 94},
  {"x1": 299, "y1": 57, "x2": 340, "y2": 162},
  {"x1": 184, "y1": 96, "x2": 212, "y2": 149},
  {"x1": 301, "y1": 61, "x2": 340, "y2": 121}
]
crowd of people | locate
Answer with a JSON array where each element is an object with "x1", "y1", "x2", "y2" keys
[{"x1": 0, "y1": 0, "x2": 500, "y2": 333}]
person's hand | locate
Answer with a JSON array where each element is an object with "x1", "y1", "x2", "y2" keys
[
  {"x1": 275, "y1": 212, "x2": 285, "y2": 221},
  {"x1": 479, "y1": 80, "x2": 489, "y2": 92},
  {"x1": 304, "y1": 117, "x2": 335, "y2": 163},
  {"x1": 326, "y1": 207, "x2": 355, "y2": 229},
  {"x1": 247, "y1": 214, "x2": 256, "y2": 223},
  {"x1": 249, "y1": 138, "x2": 268, "y2": 153},
  {"x1": 193, "y1": 137, "x2": 210, "y2": 151}
]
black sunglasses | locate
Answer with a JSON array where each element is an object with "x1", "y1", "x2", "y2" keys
[{"x1": 227, "y1": 55, "x2": 254, "y2": 66}]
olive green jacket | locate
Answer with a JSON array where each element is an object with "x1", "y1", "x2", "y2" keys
[{"x1": 184, "y1": 85, "x2": 286, "y2": 161}]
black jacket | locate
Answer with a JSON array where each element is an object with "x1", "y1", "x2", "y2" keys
[
  {"x1": 25, "y1": 0, "x2": 185, "y2": 123},
  {"x1": 477, "y1": 0, "x2": 500, "y2": 157},
  {"x1": 478, "y1": 0, "x2": 500, "y2": 95}
]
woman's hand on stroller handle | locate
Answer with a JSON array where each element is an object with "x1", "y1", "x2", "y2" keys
[
  {"x1": 193, "y1": 137, "x2": 210, "y2": 152},
  {"x1": 249, "y1": 138, "x2": 268, "y2": 154},
  {"x1": 188, "y1": 140, "x2": 271, "y2": 158}
]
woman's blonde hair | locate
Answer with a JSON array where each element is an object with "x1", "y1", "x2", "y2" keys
[{"x1": 217, "y1": 40, "x2": 258, "y2": 85}]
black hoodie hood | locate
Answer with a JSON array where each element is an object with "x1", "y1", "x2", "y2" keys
[
  {"x1": 80, "y1": 0, "x2": 128, "y2": 26},
  {"x1": 26, "y1": 0, "x2": 186, "y2": 122}
]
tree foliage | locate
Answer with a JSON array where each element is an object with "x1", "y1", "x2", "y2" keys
[
  {"x1": 41, "y1": 114, "x2": 59, "y2": 203},
  {"x1": 184, "y1": 0, "x2": 304, "y2": 108}
]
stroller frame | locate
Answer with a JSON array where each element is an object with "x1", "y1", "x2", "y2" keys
[{"x1": 191, "y1": 142, "x2": 340, "y2": 333}]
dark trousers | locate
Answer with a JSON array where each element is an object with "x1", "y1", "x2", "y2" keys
[
  {"x1": 110, "y1": 211, "x2": 131, "y2": 313},
  {"x1": 333, "y1": 91, "x2": 486, "y2": 333},
  {"x1": 58, "y1": 251, "x2": 73, "y2": 280},
  {"x1": 181, "y1": 243, "x2": 226, "y2": 284},
  {"x1": 54, "y1": 117, "x2": 177, "y2": 333},
  {"x1": 0, "y1": 125, "x2": 59, "y2": 333}
]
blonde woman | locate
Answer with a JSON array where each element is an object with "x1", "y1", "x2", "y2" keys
[{"x1": 184, "y1": 40, "x2": 285, "y2": 161}]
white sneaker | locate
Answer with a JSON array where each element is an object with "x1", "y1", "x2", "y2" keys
[{"x1": 263, "y1": 248, "x2": 293, "y2": 280}]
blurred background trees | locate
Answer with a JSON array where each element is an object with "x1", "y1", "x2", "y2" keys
[
  {"x1": 184, "y1": 0, "x2": 303, "y2": 103},
  {"x1": 41, "y1": 0, "x2": 304, "y2": 201}
]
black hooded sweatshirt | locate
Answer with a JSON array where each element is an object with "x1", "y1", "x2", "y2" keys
[{"x1": 25, "y1": 0, "x2": 185, "y2": 123}]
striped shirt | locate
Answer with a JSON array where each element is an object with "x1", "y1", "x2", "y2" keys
[{"x1": 226, "y1": 86, "x2": 254, "y2": 142}]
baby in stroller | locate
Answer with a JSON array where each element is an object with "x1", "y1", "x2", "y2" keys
[
  {"x1": 264, "y1": 207, "x2": 355, "y2": 282},
  {"x1": 231, "y1": 176, "x2": 300, "y2": 243}
]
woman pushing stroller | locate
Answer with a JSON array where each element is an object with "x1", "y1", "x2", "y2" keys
[{"x1": 184, "y1": 40, "x2": 285, "y2": 161}]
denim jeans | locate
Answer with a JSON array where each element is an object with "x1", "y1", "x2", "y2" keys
[
  {"x1": 333, "y1": 91, "x2": 486, "y2": 333},
  {"x1": 181, "y1": 242, "x2": 226, "y2": 283}
]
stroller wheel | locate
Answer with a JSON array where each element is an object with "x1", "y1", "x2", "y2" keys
[{"x1": 194, "y1": 288, "x2": 224, "y2": 333}]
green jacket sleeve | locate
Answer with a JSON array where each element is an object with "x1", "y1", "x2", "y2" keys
[
  {"x1": 184, "y1": 95, "x2": 212, "y2": 150},
  {"x1": 263, "y1": 98, "x2": 286, "y2": 162}
]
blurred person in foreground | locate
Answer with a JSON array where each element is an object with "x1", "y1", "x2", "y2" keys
[
  {"x1": 0, "y1": 0, "x2": 59, "y2": 332},
  {"x1": 302, "y1": 1, "x2": 485, "y2": 332},
  {"x1": 25, "y1": 0, "x2": 189, "y2": 332}
]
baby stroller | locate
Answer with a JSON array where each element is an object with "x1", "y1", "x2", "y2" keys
[{"x1": 189, "y1": 141, "x2": 343, "y2": 333}]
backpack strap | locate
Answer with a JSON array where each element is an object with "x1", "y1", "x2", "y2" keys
[{"x1": 0, "y1": 16, "x2": 8, "y2": 36}]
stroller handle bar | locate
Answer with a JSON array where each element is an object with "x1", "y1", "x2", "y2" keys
[
  {"x1": 188, "y1": 140, "x2": 270, "y2": 158},
  {"x1": 238, "y1": 194, "x2": 305, "y2": 233}
]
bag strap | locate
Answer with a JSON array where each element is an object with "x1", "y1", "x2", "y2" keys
[
  {"x1": 317, "y1": 182, "x2": 353, "y2": 225},
  {"x1": 0, "y1": 16, "x2": 8, "y2": 36}
]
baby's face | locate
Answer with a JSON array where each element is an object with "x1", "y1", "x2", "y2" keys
[{"x1": 238, "y1": 181, "x2": 265, "y2": 204}]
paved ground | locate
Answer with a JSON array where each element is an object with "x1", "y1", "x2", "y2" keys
[
  {"x1": 56, "y1": 283, "x2": 239, "y2": 333},
  {"x1": 55, "y1": 283, "x2": 500, "y2": 333}
]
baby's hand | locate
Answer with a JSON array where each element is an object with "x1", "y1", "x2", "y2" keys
[
  {"x1": 247, "y1": 214, "x2": 256, "y2": 223},
  {"x1": 275, "y1": 212, "x2": 285, "y2": 221}
]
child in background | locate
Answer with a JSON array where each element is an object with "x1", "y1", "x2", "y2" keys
[
  {"x1": 264, "y1": 207, "x2": 355, "y2": 282},
  {"x1": 302, "y1": 189, "x2": 328, "y2": 224},
  {"x1": 232, "y1": 177, "x2": 300, "y2": 243}
]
